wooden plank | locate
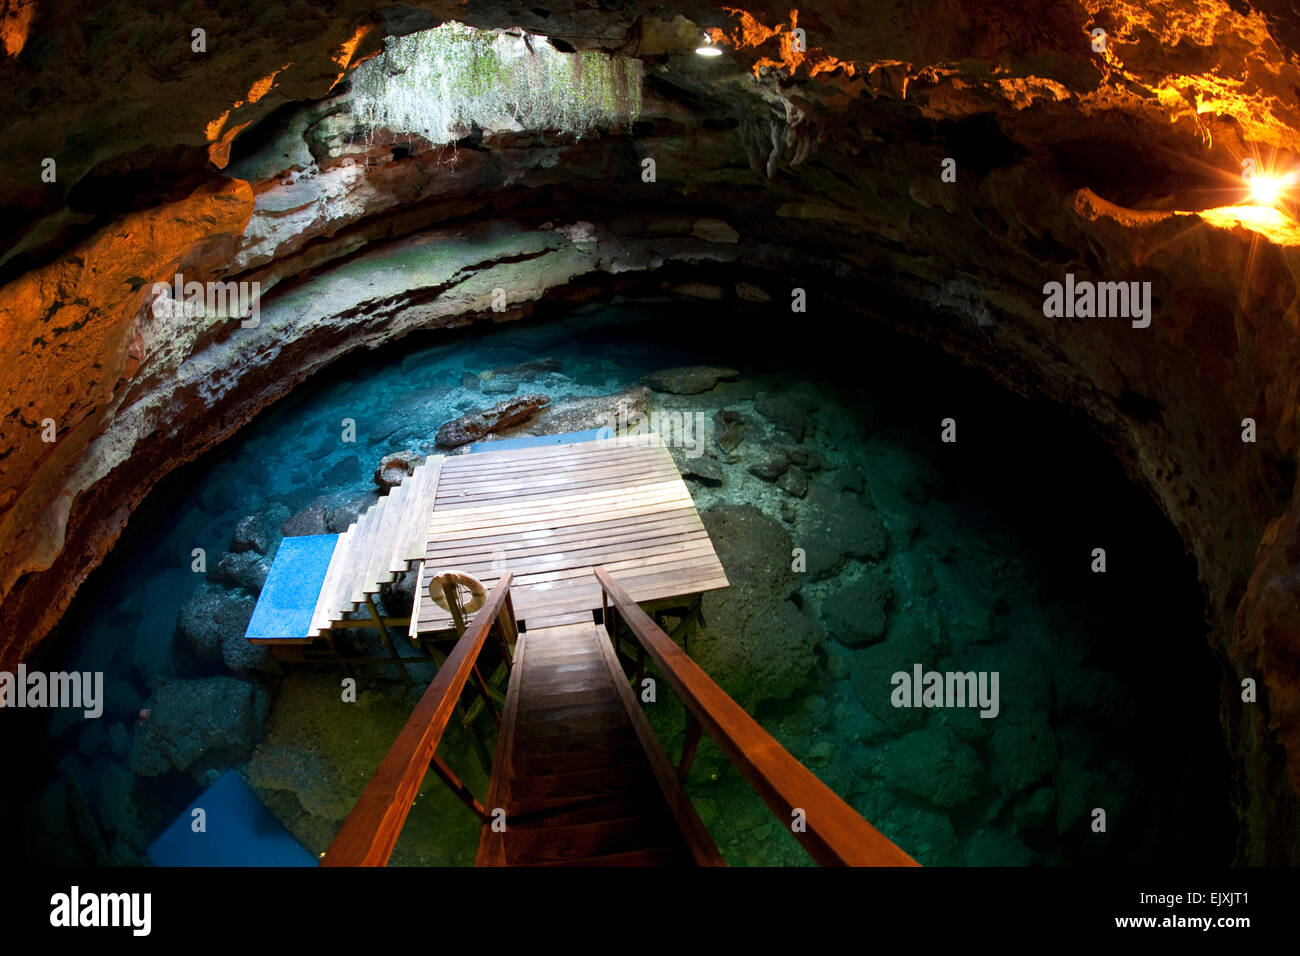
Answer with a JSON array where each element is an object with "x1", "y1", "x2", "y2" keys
[
  {"x1": 435, "y1": 467, "x2": 681, "y2": 509},
  {"x1": 362, "y1": 479, "x2": 409, "y2": 594},
  {"x1": 438, "y1": 447, "x2": 673, "y2": 485},
  {"x1": 432, "y1": 534, "x2": 714, "y2": 583},
  {"x1": 426, "y1": 481, "x2": 692, "y2": 530},
  {"x1": 439, "y1": 433, "x2": 662, "y2": 470},
  {"x1": 388, "y1": 458, "x2": 437, "y2": 575},
  {"x1": 406, "y1": 457, "x2": 444, "y2": 558},
  {"x1": 348, "y1": 495, "x2": 388, "y2": 608},
  {"x1": 422, "y1": 509, "x2": 703, "y2": 558},
  {"x1": 422, "y1": 491, "x2": 696, "y2": 542},
  {"x1": 309, "y1": 526, "x2": 355, "y2": 636},
  {"x1": 437, "y1": 454, "x2": 677, "y2": 491}
]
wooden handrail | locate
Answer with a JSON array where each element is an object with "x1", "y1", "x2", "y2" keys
[
  {"x1": 595, "y1": 567, "x2": 919, "y2": 867},
  {"x1": 322, "y1": 573, "x2": 515, "y2": 867}
]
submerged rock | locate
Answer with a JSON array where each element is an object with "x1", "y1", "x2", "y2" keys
[
  {"x1": 777, "y1": 466, "x2": 809, "y2": 498},
  {"x1": 435, "y1": 393, "x2": 550, "y2": 447},
  {"x1": 131, "y1": 676, "x2": 269, "y2": 777},
  {"x1": 747, "y1": 452, "x2": 789, "y2": 482},
  {"x1": 374, "y1": 450, "x2": 422, "y2": 488},
  {"x1": 674, "y1": 450, "x2": 724, "y2": 485},
  {"x1": 693, "y1": 505, "x2": 822, "y2": 709},
  {"x1": 799, "y1": 484, "x2": 889, "y2": 580},
  {"x1": 230, "y1": 514, "x2": 270, "y2": 555},
  {"x1": 491, "y1": 386, "x2": 650, "y2": 440},
  {"x1": 177, "y1": 582, "x2": 248, "y2": 665},
  {"x1": 881, "y1": 726, "x2": 984, "y2": 809},
  {"x1": 281, "y1": 504, "x2": 328, "y2": 536},
  {"x1": 213, "y1": 550, "x2": 271, "y2": 593},
  {"x1": 713, "y1": 408, "x2": 747, "y2": 454},
  {"x1": 754, "y1": 394, "x2": 813, "y2": 441},
  {"x1": 823, "y1": 569, "x2": 893, "y2": 646},
  {"x1": 642, "y1": 365, "x2": 739, "y2": 395}
]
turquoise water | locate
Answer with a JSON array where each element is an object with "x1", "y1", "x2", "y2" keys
[{"x1": 11, "y1": 301, "x2": 1234, "y2": 866}]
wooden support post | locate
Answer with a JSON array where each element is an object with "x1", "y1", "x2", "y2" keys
[
  {"x1": 428, "y1": 754, "x2": 489, "y2": 822},
  {"x1": 366, "y1": 595, "x2": 411, "y2": 687},
  {"x1": 471, "y1": 664, "x2": 501, "y2": 727},
  {"x1": 678, "y1": 713, "x2": 704, "y2": 783}
]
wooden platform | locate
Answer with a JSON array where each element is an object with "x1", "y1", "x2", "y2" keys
[
  {"x1": 476, "y1": 622, "x2": 720, "y2": 866},
  {"x1": 413, "y1": 433, "x2": 728, "y2": 636}
]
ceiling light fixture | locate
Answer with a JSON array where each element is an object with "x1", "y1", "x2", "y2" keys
[{"x1": 695, "y1": 34, "x2": 723, "y2": 57}]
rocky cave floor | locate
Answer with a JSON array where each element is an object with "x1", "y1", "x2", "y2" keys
[{"x1": 17, "y1": 303, "x2": 1233, "y2": 867}]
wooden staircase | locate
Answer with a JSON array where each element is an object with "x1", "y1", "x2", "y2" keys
[
  {"x1": 307, "y1": 456, "x2": 444, "y2": 638},
  {"x1": 476, "y1": 622, "x2": 721, "y2": 866},
  {"x1": 322, "y1": 571, "x2": 919, "y2": 869}
]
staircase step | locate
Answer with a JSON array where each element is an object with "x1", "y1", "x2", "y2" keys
[
  {"x1": 503, "y1": 811, "x2": 678, "y2": 865},
  {"x1": 347, "y1": 496, "x2": 387, "y2": 608}
]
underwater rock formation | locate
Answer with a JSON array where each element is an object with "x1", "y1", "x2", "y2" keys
[{"x1": 435, "y1": 393, "x2": 551, "y2": 448}]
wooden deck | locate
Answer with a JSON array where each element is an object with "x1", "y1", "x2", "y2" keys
[{"x1": 413, "y1": 433, "x2": 728, "y2": 637}]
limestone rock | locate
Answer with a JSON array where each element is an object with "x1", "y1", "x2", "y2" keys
[
  {"x1": 131, "y1": 676, "x2": 269, "y2": 777},
  {"x1": 176, "y1": 582, "x2": 255, "y2": 665},
  {"x1": 754, "y1": 395, "x2": 814, "y2": 441},
  {"x1": 881, "y1": 726, "x2": 984, "y2": 809},
  {"x1": 777, "y1": 466, "x2": 809, "y2": 498},
  {"x1": 230, "y1": 514, "x2": 271, "y2": 555},
  {"x1": 823, "y1": 569, "x2": 893, "y2": 646},
  {"x1": 374, "y1": 450, "x2": 421, "y2": 488},
  {"x1": 435, "y1": 394, "x2": 550, "y2": 447},
  {"x1": 642, "y1": 365, "x2": 739, "y2": 395},
  {"x1": 799, "y1": 484, "x2": 889, "y2": 580},
  {"x1": 213, "y1": 550, "x2": 271, "y2": 593},
  {"x1": 281, "y1": 505, "x2": 328, "y2": 537},
  {"x1": 692, "y1": 505, "x2": 821, "y2": 709},
  {"x1": 747, "y1": 452, "x2": 789, "y2": 482}
]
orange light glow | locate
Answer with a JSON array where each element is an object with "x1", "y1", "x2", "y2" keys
[
  {"x1": 1196, "y1": 205, "x2": 1300, "y2": 246},
  {"x1": 1, "y1": 0, "x2": 35, "y2": 57},
  {"x1": 330, "y1": 23, "x2": 375, "y2": 90},
  {"x1": 246, "y1": 63, "x2": 291, "y2": 105},
  {"x1": 712, "y1": 8, "x2": 855, "y2": 78}
]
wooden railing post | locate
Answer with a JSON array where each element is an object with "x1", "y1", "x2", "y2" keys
[
  {"x1": 322, "y1": 573, "x2": 514, "y2": 867},
  {"x1": 592, "y1": 566, "x2": 918, "y2": 868}
]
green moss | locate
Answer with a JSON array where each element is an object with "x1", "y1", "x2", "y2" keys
[{"x1": 351, "y1": 22, "x2": 642, "y2": 146}]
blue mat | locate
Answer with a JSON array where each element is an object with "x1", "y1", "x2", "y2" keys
[
  {"x1": 244, "y1": 534, "x2": 338, "y2": 642},
  {"x1": 470, "y1": 428, "x2": 607, "y2": 453},
  {"x1": 148, "y1": 770, "x2": 318, "y2": 867}
]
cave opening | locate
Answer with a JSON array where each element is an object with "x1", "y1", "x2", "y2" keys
[{"x1": 6, "y1": 291, "x2": 1235, "y2": 867}]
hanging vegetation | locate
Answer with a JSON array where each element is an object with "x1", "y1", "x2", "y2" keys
[{"x1": 349, "y1": 22, "x2": 643, "y2": 144}]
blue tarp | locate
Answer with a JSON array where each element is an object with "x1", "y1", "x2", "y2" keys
[
  {"x1": 147, "y1": 770, "x2": 318, "y2": 867},
  {"x1": 243, "y1": 534, "x2": 338, "y2": 641}
]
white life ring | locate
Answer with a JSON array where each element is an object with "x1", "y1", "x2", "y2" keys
[{"x1": 430, "y1": 570, "x2": 488, "y2": 616}]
